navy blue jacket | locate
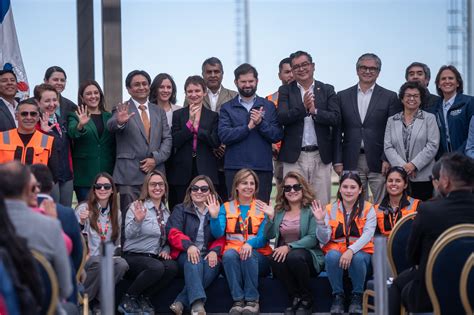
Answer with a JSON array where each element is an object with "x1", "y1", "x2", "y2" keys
[
  {"x1": 430, "y1": 93, "x2": 474, "y2": 157},
  {"x1": 218, "y1": 95, "x2": 283, "y2": 172}
]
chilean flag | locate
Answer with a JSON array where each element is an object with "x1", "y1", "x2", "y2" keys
[{"x1": 1, "y1": 0, "x2": 29, "y2": 99}]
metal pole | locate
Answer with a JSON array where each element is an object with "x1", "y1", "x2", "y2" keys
[
  {"x1": 100, "y1": 242, "x2": 115, "y2": 315},
  {"x1": 244, "y1": 0, "x2": 250, "y2": 63},
  {"x1": 374, "y1": 236, "x2": 389, "y2": 315},
  {"x1": 76, "y1": 0, "x2": 95, "y2": 84}
]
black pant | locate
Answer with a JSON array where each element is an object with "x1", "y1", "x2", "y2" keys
[
  {"x1": 388, "y1": 267, "x2": 428, "y2": 315},
  {"x1": 270, "y1": 248, "x2": 317, "y2": 302},
  {"x1": 123, "y1": 253, "x2": 178, "y2": 297},
  {"x1": 225, "y1": 169, "x2": 273, "y2": 203},
  {"x1": 409, "y1": 180, "x2": 433, "y2": 201},
  {"x1": 168, "y1": 156, "x2": 201, "y2": 211}
]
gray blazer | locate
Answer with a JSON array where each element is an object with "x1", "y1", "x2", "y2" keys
[
  {"x1": 5, "y1": 199, "x2": 73, "y2": 299},
  {"x1": 107, "y1": 99, "x2": 172, "y2": 186},
  {"x1": 384, "y1": 110, "x2": 439, "y2": 182}
]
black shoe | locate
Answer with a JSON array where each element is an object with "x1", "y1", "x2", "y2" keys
[
  {"x1": 348, "y1": 293, "x2": 362, "y2": 314},
  {"x1": 138, "y1": 295, "x2": 155, "y2": 315},
  {"x1": 117, "y1": 294, "x2": 141, "y2": 314},
  {"x1": 330, "y1": 294, "x2": 345, "y2": 314},
  {"x1": 295, "y1": 298, "x2": 313, "y2": 315},
  {"x1": 284, "y1": 297, "x2": 301, "y2": 315}
]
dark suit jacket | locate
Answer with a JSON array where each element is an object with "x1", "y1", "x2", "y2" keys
[
  {"x1": 168, "y1": 106, "x2": 220, "y2": 185},
  {"x1": 334, "y1": 84, "x2": 401, "y2": 172},
  {"x1": 0, "y1": 99, "x2": 16, "y2": 132},
  {"x1": 58, "y1": 95, "x2": 77, "y2": 126},
  {"x1": 68, "y1": 111, "x2": 115, "y2": 187},
  {"x1": 404, "y1": 190, "x2": 474, "y2": 311},
  {"x1": 107, "y1": 99, "x2": 172, "y2": 186},
  {"x1": 277, "y1": 80, "x2": 340, "y2": 165}
]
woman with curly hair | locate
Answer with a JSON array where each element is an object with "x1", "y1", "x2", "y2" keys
[{"x1": 261, "y1": 171, "x2": 324, "y2": 315}]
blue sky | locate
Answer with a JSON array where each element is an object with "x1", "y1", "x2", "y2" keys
[{"x1": 11, "y1": 0, "x2": 447, "y2": 105}]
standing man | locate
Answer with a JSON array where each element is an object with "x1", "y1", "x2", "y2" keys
[
  {"x1": 277, "y1": 51, "x2": 339, "y2": 205},
  {"x1": 334, "y1": 53, "x2": 401, "y2": 203},
  {"x1": 405, "y1": 62, "x2": 440, "y2": 111},
  {"x1": 218, "y1": 63, "x2": 283, "y2": 202},
  {"x1": 107, "y1": 70, "x2": 172, "y2": 216},
  {"x1": 0, "y1": 69, "x2": 18, "y2": 131},
  {"x1": 200, "y1": 57, "x2": 238, "y2": 201},
  {"x1": 388, "y1": 152, "x2": 474, "y2": 314},
  {"x1": 0, "y1": 99, "x2": 58, "y2": 179},
  {"x1": 267, "y1": 57, "x2": 294, "y2": 185}
]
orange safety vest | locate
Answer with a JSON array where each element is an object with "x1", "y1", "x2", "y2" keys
[
  {"x1": 375, "y1": 197, "x2": 419, "y2": 237},
  {"x1": 322, "y1": 201, "x2": 374, "y2": 254},
  {"x1": 223, "y1": 200, "x2": 273, "y2": 255},
  {"x1": 0, "y1": 129, "x2": 54, "y2": 165}
]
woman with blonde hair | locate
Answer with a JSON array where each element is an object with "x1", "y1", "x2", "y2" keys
[
  {"x1": 119, "y1": 171, "x2": 178, "y2": 314},
  {"x1": 210, "y1": 168, "x2": 272, "y2": 315},
  {"x1": 261, "y1": 171, "x2": 324, "y2": 315}
]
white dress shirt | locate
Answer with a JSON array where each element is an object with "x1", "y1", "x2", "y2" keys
[{"x1": 297, "y1": 81, "x2": 318, "y2": 147}]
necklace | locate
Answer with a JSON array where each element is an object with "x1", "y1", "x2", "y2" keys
[{"x1": 97, "y1": 214, "x2": 110, "y2": 241}]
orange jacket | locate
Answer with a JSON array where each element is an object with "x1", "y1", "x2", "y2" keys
[
  {"x1": 223, "y1": 200, "x2": 272, "y2": 255},
  {"x1": 0, "y1": 129, "x2": 54, "y2": 165},
  {"x1": 375, "y1": 196, "x2": 419, "y2": 237},
  {"x1": 322, "y1": 201, "x2": 374, "y2": 254}
]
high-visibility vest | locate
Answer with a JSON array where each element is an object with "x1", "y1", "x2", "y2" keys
[
  {"x1": 375, "y1": 197, "x2": 419, "y2": 236},
  {"x1": 322, "y1": 201, "x2": 374, "y2": 254},
  {"x1": 223, "y1": 200, "x2": 272, "y2": 255},
  {"x1": 0, "y1": 129, "x2": 54, "y2": 165},
  {"x1": 266, "y1": 91, "x2": 279, "y2": 106}
]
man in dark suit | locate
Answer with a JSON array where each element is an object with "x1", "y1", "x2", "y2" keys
[
  {"x1": 334, "y1": 53, "x2": 401, "y2": 203},
  {"x1": 388, "y1": 152, "x2": 474, "y2": 314},
  {"x1": 0, "y1": 69, "x2": 18, "y2": 132},
  {"x1": 277, "y1": 51, "x2": 339, "y2": 205},
  {"x1": 107, "y1": 70, "x2": 172, "y2": 222},
  {"x1": 405, "y1": 62, "x2": 440, "y2": 111}
]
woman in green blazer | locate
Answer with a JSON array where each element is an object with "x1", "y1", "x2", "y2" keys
[
  {"x1": 68, "y1": 80, "x2": 115, "y2": 202},
  {"x1": 261, "y1": 171, "x2": 324, "y2": 315}
]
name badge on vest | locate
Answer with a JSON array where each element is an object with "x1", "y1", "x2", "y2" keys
[{"x1": 450, "y1": 109, "x2": 462, "y2": 116}]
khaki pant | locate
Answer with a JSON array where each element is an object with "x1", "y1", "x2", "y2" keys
[{"x1": 356, "y1": 154, "x2": 385, "y2": 203}]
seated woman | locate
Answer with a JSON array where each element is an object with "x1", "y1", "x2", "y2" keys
[
  {"x1": 262, "y1": 171, "x2": 324, "y2": 315},
  {"x1": 375, "y1": 167, "x2": 420, "y2": 237},
  {"x1": 166, "y1": 175, "x2": 225, "y2": 315},
  {"x1": 210, "y1": 168, "x2": 272, "y2": 315},
  {"x1": 75, "y1": 172, "x2": 128, "y2": 313},
  {"x1": 314, "y1": 172, "x2": 376, "y2": 315},
  {"x1": 120, "y1": 171, "x2": 178, "y2": 314}
]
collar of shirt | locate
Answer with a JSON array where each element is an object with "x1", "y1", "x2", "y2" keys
[
  {"x1": 131, "y1": 98, "x2": 150, "y2": 118},
  {"x1": 0, "y1": 97, "x2": 18, "y2": 108},
  {"x1": 207, "y1": 86, "x2": 221, "y2": 98},
  {"x1": 296, "y1": 80, "x2": 315, "y2": 98},
  {"x1": 238, "y1": 95, "x2": 257, "y2": 111},
  {"x1": 193, "y1": 203, "x2": 209, "y2": 216},
  {"x1": 443, "y1": 94, "x2": 456, "y2": 109},
  {"x1": 357, "y1": 83, "x2": 375, "y2": 94}
]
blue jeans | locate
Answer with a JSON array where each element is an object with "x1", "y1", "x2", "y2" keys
[
  {"x1": 325, "y1": 250, "x2": 371, "y2": 294},
  {"x1": 175, "y1": 252, "x2": 221, "y2": 307},
  {"x1": 222, "y1": 249, "x2": 270, "y2": 302}
]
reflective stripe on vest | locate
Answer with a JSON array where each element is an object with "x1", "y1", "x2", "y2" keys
[
  {"x1": 2, "y1": 131, "x2": 10, "y2": 144},
  {"x1": 40, "y1": 133, "x2": 49, "y2": 148}
]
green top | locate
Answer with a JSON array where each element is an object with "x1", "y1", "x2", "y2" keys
[{"x1": 264, "y1": 206, "x2": 325, "y2": 273}]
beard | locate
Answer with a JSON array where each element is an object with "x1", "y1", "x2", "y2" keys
[{"x1": 238, "y1": 86, "x2": 257, "y2": 98}]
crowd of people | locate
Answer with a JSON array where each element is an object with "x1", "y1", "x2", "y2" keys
[{"x1": 0, "y1": 51, "x2": 474, "y2": 315}]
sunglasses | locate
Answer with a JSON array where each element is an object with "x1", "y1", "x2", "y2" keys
[
  {"x1": 283, "y1": 184, "x2": 303, "y2": 193},
  {"x1": 94, "y1": 183, "x2": 112, "y2": 190},
  {"x1": 190, "y1": 185, "x2": 210, "y2": 193},
  {"x1": 19, "y1": 111, "x2": 39, "y2": 117}
]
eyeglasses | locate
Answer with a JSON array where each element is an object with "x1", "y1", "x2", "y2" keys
[
  {"x1": 190, "y1": 185, "x2": 210, "y2": 193},
  {"x1": 19, "y1": 111, "x2": 39, "y2": 117},
  {"x1": 404, "y1": 94, "x2": 421, "y2": 100},
  {"x1": 283, "y1": 184, "x2": 303, "y2": 193},
  {"x1": 93, "y1": 183, "x2": 112, "y2": 190},
  {"x1": 358, "y1": 66, "x2": 379, "y2": 73},
  {"x1": 149, "y1": 182, "x2": 165, "y2": 188},
  {"x1": 291, "y1": 62, "x2": 312, "y2": 71}
]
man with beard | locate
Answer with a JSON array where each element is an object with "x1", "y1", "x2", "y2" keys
[
  {"x1": 388, "y1": 152, "x2": 474, "y2": 315},
  {"x1": 218, "y1": 63, "x2": 283, "y2": 202}
]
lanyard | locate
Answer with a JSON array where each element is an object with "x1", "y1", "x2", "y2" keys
[{"x1": 97, "y1": 214, "x2": 110, "y2": 241}]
